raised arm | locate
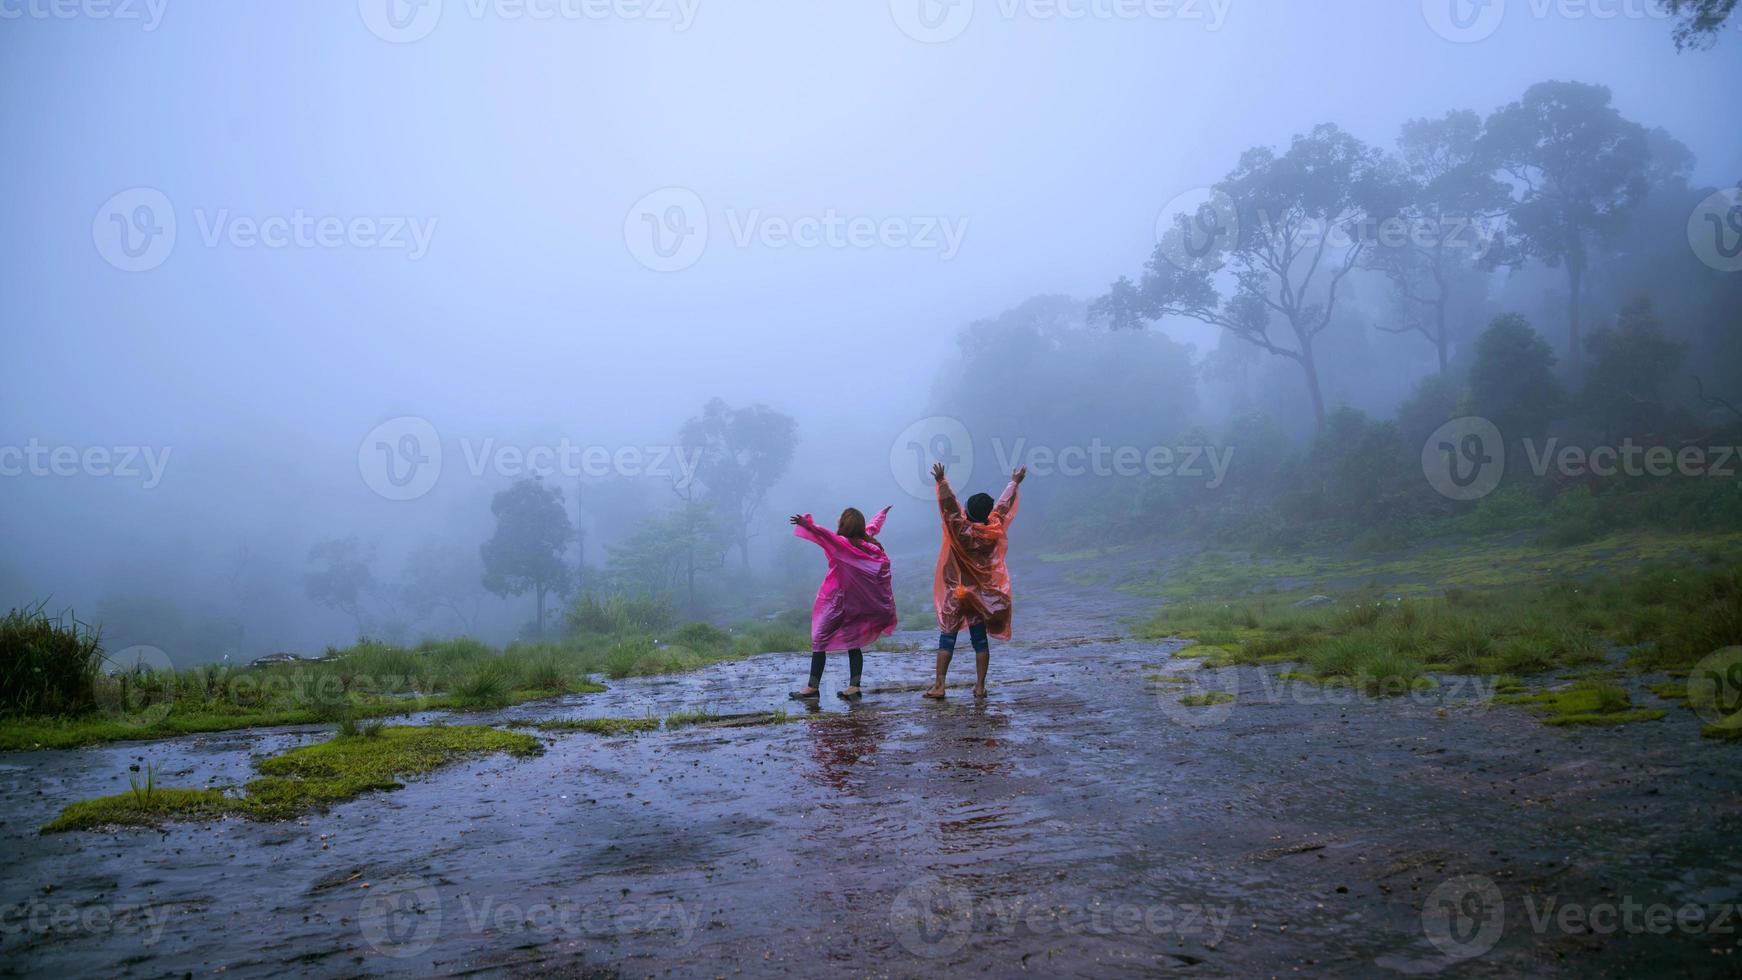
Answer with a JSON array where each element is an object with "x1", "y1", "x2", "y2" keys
[
  {"x1": 791, "y1": 513, "x2": 848, "y2": 556},
  {"x1": 933, "y1": 465, "x2": 967, "y2": 538},
  {"x1": 866, "y1": 505, "x2": 891, "y2": 536},
  {"x1": 994, "y1": 466, "x2": 1026, "y2": 523}
]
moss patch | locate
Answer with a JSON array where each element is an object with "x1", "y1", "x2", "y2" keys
[
  {"x1": 41, "y1": 725, "x2": 541, "y2": 833},
  {"x1": 1179, "y1": 691, "x2": 1235, "y2": 707},
  {"x1": 518, "y1": 717, "x2": 659, "y2": 736},
  {"x1": 1496, "y1": 680, "x2": 1666, "y2": 727}
]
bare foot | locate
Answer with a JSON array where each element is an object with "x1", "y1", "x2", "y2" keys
[
  {"x1": 922, "y1": 686, "x2": 946, "y2": 699},
  {"x1": 972, "y1": 686, "x2": 987, "y2": 698}
]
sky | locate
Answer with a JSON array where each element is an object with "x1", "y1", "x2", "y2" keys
[{"x1": 1, "y1": 0, "x2": 1738, "y2": 646}]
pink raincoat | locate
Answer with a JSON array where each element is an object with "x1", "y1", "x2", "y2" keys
[
  {"x1": 793, "y1": 507, "x2": 898, "y2": 652},
  {"x1": 934, "y1": 477, "x2": 1020, "y2": 640}
]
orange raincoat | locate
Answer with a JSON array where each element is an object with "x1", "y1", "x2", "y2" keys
[{"x1": 933, "y1": 477, "x2": 1020, "y2": 639}]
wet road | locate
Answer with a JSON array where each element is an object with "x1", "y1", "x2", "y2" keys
[{"x1": 3, "y1": 562, "x2": 1741, "y2": 977}]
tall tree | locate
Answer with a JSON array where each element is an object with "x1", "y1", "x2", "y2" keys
[
  {"x1": 401, "y1": 538, "x2": 487, "y2": 636},
  {"x1": 1481, "y1": 81, "x2": 1652, "y2": 377},
  {"x1": 480, "y1": 478, "x2": 574, "y2": 639},
  {"x1": 1580, "y1": 298, "x2": 1687, "y2": 440},
  {"x1": 304, "y1": 537, "x2": 380, "y2": 637},
  {"x1": 679, "y1": 398, "x2": 797, "y2": 569},
  {"x1": 604, "y1": 502, "x2": 730, "y2": 616},
  {"x1": 1366, "y1": 111, "x2": 1510, "y2": 374},
  {"x1": 1093, "y1": 124, "x2": 1385, "y2": 429},
  {"x1": 1468, "y1": 314, "x2": 1565, "y2": 444},
  {"x1": 1660, "y1": 0, "x2": 1737, "y2": 48}
]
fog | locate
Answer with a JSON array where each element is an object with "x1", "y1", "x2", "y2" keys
[{"x1": 3, "y1": 1, "x2": 1738, "y2": 661}]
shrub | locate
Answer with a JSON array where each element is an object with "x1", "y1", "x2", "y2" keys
[
  {"x1": 566, "y1": 594, "x2": 676, "y2": 636},
  {"x1": 1, "y1": 603, "x2": 104, "y2": 716}
]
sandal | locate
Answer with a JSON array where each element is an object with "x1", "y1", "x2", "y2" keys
[
  {"x1": 788, "y1": 688, "x2": 820, "y2": 700},
  {"x1": 836, "y1": 688, "x2": 863, "y2": 701}
]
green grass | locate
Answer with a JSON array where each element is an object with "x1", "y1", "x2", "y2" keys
[
  {"x1": 1, "y1": 602, "x2": 104, "y2": 716},
  {"x1": 41, "y1": 725, "x2": 541, "y2": 833},
  {"x1": 515, "y1": 716, "x2": 659, "y2": 736},
  {"x1": 1495, "y1": 679, "x2": 1666, "y2": 727},
  {"x1": 1133, "y1": 539, "x2": 1739, "y2": 727},
  {"x1": 1179, "y1": 691, "x2": 1234, "y2": 707},
  {"x1": 664, "y1": 709, "x2": 794, "y2": 729},
  {"x1": 0, "y1": 609, "x2": 814, "y2": 750}
]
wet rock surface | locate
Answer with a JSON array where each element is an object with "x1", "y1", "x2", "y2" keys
[{"x1": 3, "y1": 563, "x2": 1740, "y2": 977}]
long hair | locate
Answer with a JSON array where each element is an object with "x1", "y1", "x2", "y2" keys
[{"x1": 837, "y1": 507, "x2": 885, "y2": 556}]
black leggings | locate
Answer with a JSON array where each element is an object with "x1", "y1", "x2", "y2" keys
[{"x1": 808, "y1": 649, "x2": 863, "y2": 687}]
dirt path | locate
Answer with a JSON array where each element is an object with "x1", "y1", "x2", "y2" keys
[{"x1": 3, "y1": 563, "x2": 1741, "y2": 977}]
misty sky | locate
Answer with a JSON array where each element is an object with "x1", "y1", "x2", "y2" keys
[{"x1": 2, "y1": 0, "x2": 1738, "y2": 640}]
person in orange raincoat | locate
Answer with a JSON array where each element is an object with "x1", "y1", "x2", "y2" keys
[
  {"x1": 787, "y1": 505, "x2": 897, "y2": 701},
  {"x1": 924, "y1": 462, "x2": 1025, "y2": 699}
]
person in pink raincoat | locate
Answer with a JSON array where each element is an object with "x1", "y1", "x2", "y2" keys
[
  {"x1": 787, "y1": 505, "x2": 897, "y2": 701},
  {"x1": 923, "y1": 462, "x2": 1024, "y2": 700}
]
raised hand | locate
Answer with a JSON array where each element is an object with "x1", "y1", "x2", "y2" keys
[
  {"x1": 1012, "y1": 465, "x2": 1028, "y2": 485},
  {"x1": 931, "y1": 462, "x2": 947, "y2": 484},
  {"x1": 789, "y1": 514, "x2": 806, "y2": 526}
]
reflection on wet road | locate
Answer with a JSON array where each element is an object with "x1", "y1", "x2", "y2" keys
[{"x1": 3, "y1": 564, "x2": 1741, "y2": 976}]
